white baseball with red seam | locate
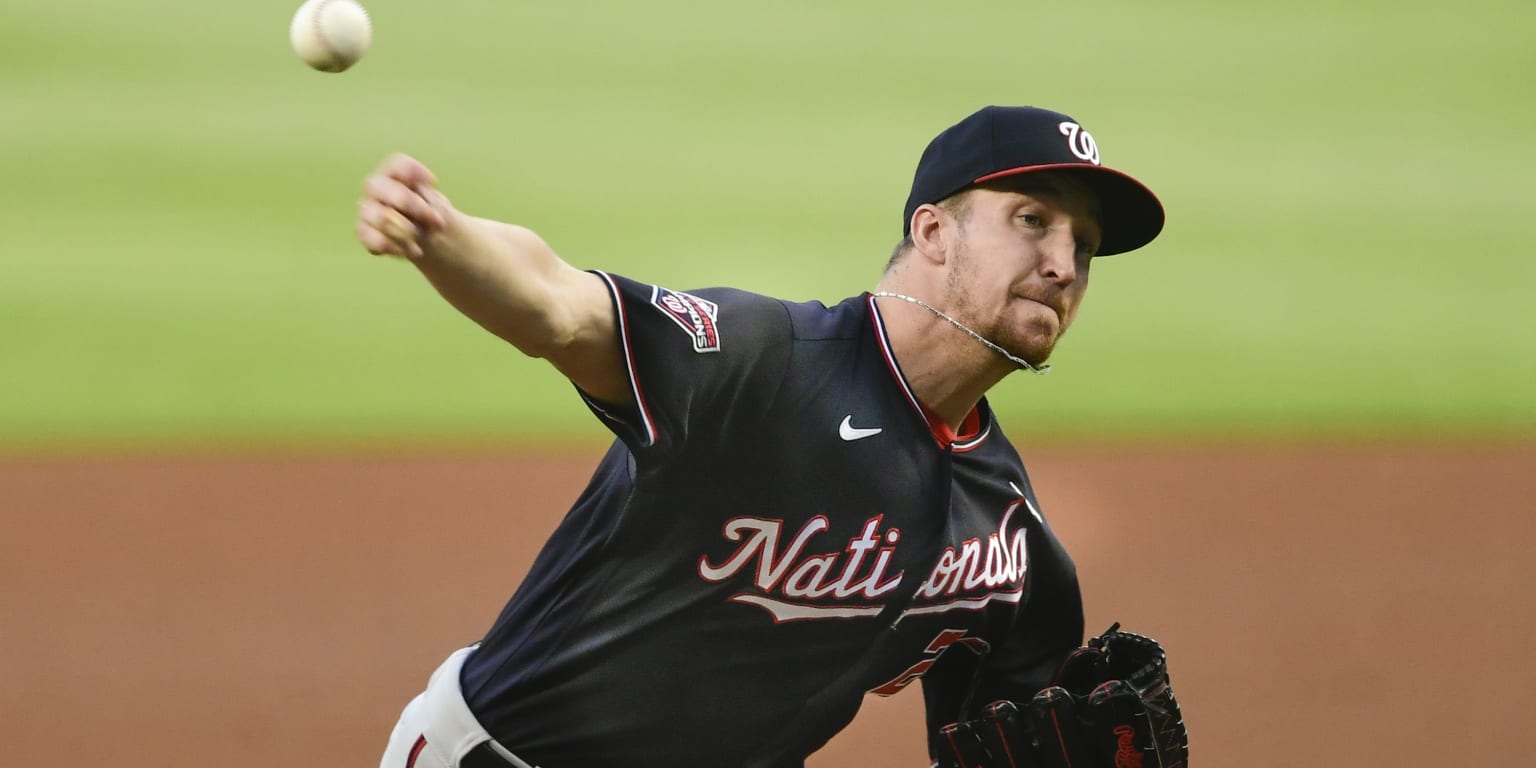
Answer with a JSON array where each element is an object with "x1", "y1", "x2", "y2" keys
[{"x1": 290, "y1": 0, "x2": 373, "y2": 73}]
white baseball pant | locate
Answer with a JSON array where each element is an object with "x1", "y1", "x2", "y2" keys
[{"x1": 378, "y1": 645, "x2": 540, "y2": 768}]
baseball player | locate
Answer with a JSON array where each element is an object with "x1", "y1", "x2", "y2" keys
[{"x1": 360, "y1": 106, "x2": 1184, "y2": 768}]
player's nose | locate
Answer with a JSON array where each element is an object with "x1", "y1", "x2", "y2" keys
[{"x1": 1038, "y1": 230, "x2": 1079, "y2": 286}]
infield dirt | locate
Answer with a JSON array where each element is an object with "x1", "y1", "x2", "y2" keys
[{"x1": 3, "y1": 443, "x2": 1530, "y2": 766}]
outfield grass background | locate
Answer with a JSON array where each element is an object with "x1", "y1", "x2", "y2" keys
[{"x1": 2, "y1": 0, "x2": 1532, "y2": 449}]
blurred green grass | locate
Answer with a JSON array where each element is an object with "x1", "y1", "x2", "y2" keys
[{"x1": 1, "y1": 0, "x2": 1532, "y2": 449}]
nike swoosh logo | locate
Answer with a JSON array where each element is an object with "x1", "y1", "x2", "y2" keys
[{"x1": 839, "y1": 415, "x2": 883, "y2": 441}]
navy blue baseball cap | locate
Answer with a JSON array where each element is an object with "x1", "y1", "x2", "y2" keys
[{"x1": 903, "y1": 105, "x2": 1165, "y2": 256}]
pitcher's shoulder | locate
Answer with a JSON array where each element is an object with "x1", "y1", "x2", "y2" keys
[{"x1": 771, "y1": 292, "x2": 871, "y2": 342}]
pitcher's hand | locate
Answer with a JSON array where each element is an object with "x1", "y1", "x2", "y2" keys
[{"x1": 356, "y1": 153, "x2": 452, "y2": 260}]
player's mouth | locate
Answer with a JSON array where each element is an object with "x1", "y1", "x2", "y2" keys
[{"x1": 1013, "y1": 293, "x2": 1065, "y2": 323}]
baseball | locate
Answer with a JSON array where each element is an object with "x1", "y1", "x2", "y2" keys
[{"x1": 289, "y1": 0, "x2": 373, "y2": 73}]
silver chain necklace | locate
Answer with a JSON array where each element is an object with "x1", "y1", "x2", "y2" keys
[{"x1": 871, "y1": 291, "x2": 1050, "y2": 375}]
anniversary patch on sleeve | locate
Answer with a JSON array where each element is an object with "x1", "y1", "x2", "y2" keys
[{"x1": 649, "y1": 286, "x2": 721, "y2": 353}]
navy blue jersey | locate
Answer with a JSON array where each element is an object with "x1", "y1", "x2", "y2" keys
[{"x1": 460, "y1": 273, "x2": 1085, "y2": 767}]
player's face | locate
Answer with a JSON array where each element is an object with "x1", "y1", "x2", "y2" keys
[{"x1": 942, "y1": 172, "x2": 1102, "y2": 366}]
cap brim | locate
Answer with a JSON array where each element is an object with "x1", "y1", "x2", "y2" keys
[{"x1": 973, "y1": 164, "x2": 1165, "y2": 256}]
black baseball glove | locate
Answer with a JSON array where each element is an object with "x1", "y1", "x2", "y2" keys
[{"x1": 936, "y1": 624, "x2": 1188, "y2": 768}]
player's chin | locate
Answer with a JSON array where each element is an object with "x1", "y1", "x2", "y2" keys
[
  {"x1": 1022, "y1": 341, "x2": 1057, "y2": 367},
  {"x1": 1018, "y1": 315, "x2": 1064, "y2": 353},
  {"x1": 1007, "y1": 327, "x2": 1060, "y2": 367}
]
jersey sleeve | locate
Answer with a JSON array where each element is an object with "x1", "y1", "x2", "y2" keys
[{"x1": 581, "y1": 271, "x2": 793, "y2": 460}]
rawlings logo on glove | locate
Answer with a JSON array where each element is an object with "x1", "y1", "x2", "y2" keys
[{"x1": 936, "y1": 624, "x2": 1189, "y2": 768}]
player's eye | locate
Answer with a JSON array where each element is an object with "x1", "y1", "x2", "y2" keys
[{"x1": 1018, "y1": 214, "x2": 1044, "y2": 228}]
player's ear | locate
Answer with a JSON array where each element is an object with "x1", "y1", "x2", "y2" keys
[{"x1": 909, "y1": 204, "x2": 951, "y2": 265}]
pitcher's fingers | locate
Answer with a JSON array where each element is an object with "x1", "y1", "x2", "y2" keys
[
  {"x1": 359, "y1": 198, "x2": 425, "y2": 243},
  {"x1": 416, "y1": 186, "x2": 454, "y2": 231},
  {"x1": 357, "y1": 219, "x2": 422, "y2": 260},
  {"x1": 357, "y1": 199, "x2": 423, "y2": 259},
  {"x1": 380, "y1": 207, "x2": 419, "y2": 243},
  {"x1": 357, "y1": 220, "x2": 396, "y2": 255},
  {"x1": 378, "y1": 153, "x2": 438, "y2": 191},
  {"x1": 363, "y1": 174, "x2": 444, "y2": 231}
]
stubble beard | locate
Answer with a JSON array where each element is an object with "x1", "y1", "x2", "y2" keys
[{"x1": 945, "y1": 240, "x2": 1059, "y2": 368}]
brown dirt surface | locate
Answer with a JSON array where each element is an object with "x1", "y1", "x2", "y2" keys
[{"x1": 3, "y1": 442, "x2": 1532, "y2": 767}]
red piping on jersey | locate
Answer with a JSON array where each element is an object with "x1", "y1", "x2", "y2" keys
[
  {"x1": 405, "y1": 736, "x2": 428, "y2": 768},
  {"x1": 919, "y1": 400, "x2": 983, "y2": 447},
  {"x1": 950, "y1": 418, "x2": 992, "y2": 453},
  {"x1": 866, "y1": 294, "x2": 988, "y2": 450},
  {"x1": 596, "y1": 271, "x2": 658, "y2": 447}
]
